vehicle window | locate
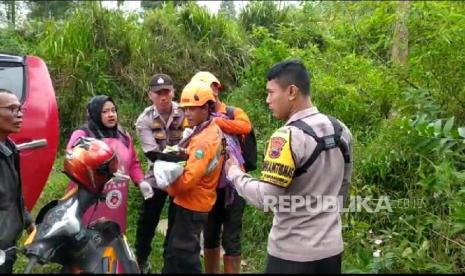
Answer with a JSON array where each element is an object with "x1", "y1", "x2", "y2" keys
[{"x1": 0, "y1": 65, "x2": 25, "y2": 102}]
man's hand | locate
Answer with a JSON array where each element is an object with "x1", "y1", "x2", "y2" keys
[
  {"x1": 139, "y1": 181, "x2": 154, "y2": 200},
  {"x1": 177, "y1": 147, "x2": 188, "y2": 156}
]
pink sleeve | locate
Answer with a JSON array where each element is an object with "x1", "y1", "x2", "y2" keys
[
  {"x1": 127, "y1": 135, "x2": 145, "y2": 186},
  {"x1": 66, "y1": 129, "x2": 88, "y2": 150}
]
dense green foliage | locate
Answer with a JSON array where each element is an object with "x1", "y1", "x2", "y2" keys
[{"x1": 2, "y1": 1, "x2": 465, "y2": 273}]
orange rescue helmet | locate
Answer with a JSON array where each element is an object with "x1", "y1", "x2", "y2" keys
[
  {"x1": 191, "y1": 71, "x2": 223, "y2": 89},
  {"x1": 180, "y1": 80, "x2": 216, "y2": 108}
]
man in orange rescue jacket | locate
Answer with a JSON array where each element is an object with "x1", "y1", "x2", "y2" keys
[
  {"x1": 191, "y1": 71, "x2": 252, "y2": 274},
  {"x1": 161, "y1": 80, "x2": 224, "y2": 274}
]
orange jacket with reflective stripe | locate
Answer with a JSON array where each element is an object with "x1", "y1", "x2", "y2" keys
[{"x1": 166, "y1": 119, "x2": 224, "y2": 212}]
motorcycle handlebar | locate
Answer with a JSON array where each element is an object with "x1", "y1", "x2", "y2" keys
[
  {"x1": 1, "y1": 247, "x2": 40, "y2": 273},
  {"x1": 23, "y1": 255, "x2": 39, "y2": 273}
]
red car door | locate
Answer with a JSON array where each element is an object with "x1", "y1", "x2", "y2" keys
[{"x1": 0, "y1": 53, "x2": 59, "y2": 210}]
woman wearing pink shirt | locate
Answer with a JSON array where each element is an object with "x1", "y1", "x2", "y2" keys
[{"x1": 66, "y1": 95, "x2": 154, "y2": 233}]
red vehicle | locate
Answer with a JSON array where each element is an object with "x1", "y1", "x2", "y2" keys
[{"x1": 0, "y1": 53, "x2": 59, "y2": 210}]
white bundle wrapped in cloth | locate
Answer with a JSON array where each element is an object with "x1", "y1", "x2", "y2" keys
[{"x1": 152, "y1": 145, "x2": 187, "y2": 190}]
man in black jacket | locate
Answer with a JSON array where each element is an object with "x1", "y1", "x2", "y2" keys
[{"x1": 0, "y1": 89, "x2": 35, "y2": 273}]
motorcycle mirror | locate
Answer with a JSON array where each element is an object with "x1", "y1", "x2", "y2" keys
[{"x1": 0, "y1": 249, "x2": 5, "y2": 266}]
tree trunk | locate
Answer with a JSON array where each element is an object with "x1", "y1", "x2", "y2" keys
[
  {"x1": 45, "y1": 1, "x2": 50, "y2": 19},
  {"x1": 391, "y1": 1, "x2": 410, "y2": 67},
  {"x1": 11, "y1": 1, "x2": 15, "y2": 26},
  {"x1": 3, "y1": 1, "x2": 14, "y2": 26}
]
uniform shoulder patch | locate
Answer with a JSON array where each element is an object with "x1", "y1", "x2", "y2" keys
[
  {"x1": 269, "y1": 127, "x2": 292, "y2": 158},
  {"x1": 269, "y1": 136, "x2": 287, "y2": 159},
  {"x1": 195, "y1": 149, "x2": 205, "y2": 159},
  {"x1": 260, "y1": 127, "x2": 296, "y2": 188}
]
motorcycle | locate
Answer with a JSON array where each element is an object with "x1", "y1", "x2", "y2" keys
[{"x1": 0, "y1": 137, "x2": 141, "y2": 273}]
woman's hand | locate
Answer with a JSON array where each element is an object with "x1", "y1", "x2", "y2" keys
[{"x1": 139, "y1": 181, "x2": 154, "y2": 200}]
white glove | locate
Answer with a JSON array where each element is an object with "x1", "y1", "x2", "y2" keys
[
  {"x1": 139, "y1": 181, "x2": 154, "y2": 200},
  {"x1": 153, "y1": 160, "x2": 185, "y2": 190}
]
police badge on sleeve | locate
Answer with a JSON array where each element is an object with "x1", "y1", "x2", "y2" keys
[{"x1": 261, "y1": 128, "x2": 296, "y2": 188}]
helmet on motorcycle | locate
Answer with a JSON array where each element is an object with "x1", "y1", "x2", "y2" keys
[{"x1": 63, "y1": 137, "x2": 118, "y2": 194}]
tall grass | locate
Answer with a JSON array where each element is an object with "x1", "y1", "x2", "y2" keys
[{"x1": 10, "y1": 2, "x2": 250, "y2": 144}]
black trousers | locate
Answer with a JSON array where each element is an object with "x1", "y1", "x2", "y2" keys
[
  {"x1": 0, "y1": 249, "x2": 16, "y2": 274},
  {"x1": 0, "y1": 260, "x2": 14, "y2": 274},
  {"x1": 162, "y1": 203, "x2": 208, "y2": 274},
  {"x1": 203, "y1": 188, "x2": 245, "y2": 256},
  {"x1": 265, "y1": 253, "x2": 342, "y2": 274},
  {"x1": 134, "y1": 188, "x2": 169, "y2": 264}
]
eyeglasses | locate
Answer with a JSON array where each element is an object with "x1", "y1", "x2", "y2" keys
[{"x1": 0, "y1": 105, "x2": 25, "y2": 116}]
